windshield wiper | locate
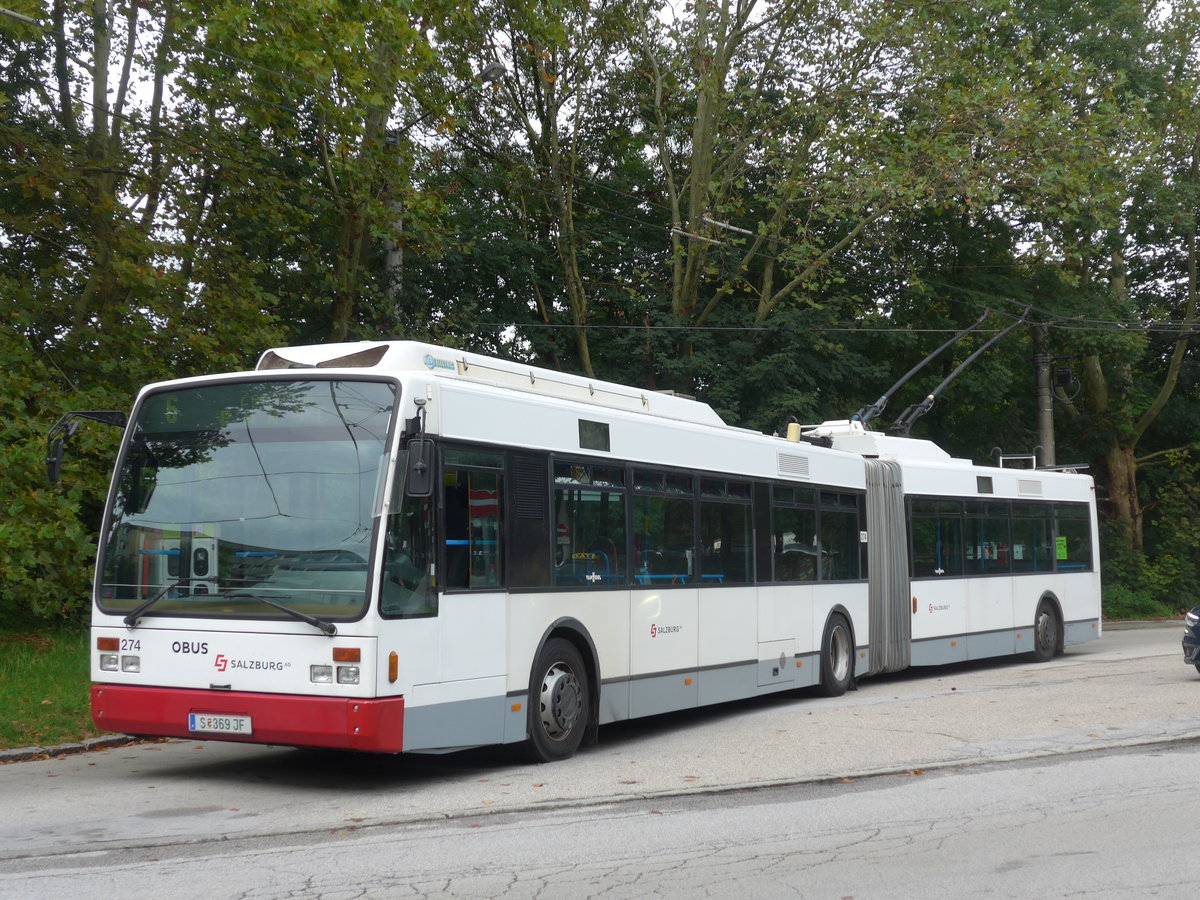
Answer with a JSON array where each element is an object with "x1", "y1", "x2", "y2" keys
[
  {"x1": 124, "y1": 582, "x2": 337, "y2": 636},
  {"x1": 220, "y1": 592, "x2": 338, "y2": 636},
  {"x1": 123, "y1": 580, "x2": 186, "y2": 628}
]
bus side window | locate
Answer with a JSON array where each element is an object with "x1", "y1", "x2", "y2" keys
[
  {"x1": 380, "y1": 493, "x2": 436, "y2": 618},
  {"x1": 819, "y1": 492, "x2": 864, "y2": 581},
  {"x1": 633, "y1": 497, "x2": 694, "y2": 583},
  {"x1": 444, "y1": 467, "x2": 503, "y2": 589},
  {"x1": 965, "y1": 505, "x2": 1011, "y2": 576},
  {"x1": 699, "y1": 478, "x2": 751, "y2": 584},
  {"x1": 1053, "y1": 504, "x2": 1092, "y2": 571},
  {"x1": 553, "y1": 488, "x2": 627, "y2": 586},
  {"x1": 1012, "y1": 503, "x2": 1054, "y2": 573},
  {"x1": 770, "y1": 486, "x2": 817, "y2": 584},
  {"x1": 909, "y1": 500, "x2": 964, "y2": 578}
]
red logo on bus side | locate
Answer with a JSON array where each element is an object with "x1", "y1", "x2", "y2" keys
[{"x1": 214, "y1": 654, "x2": 228, "y2": 672}]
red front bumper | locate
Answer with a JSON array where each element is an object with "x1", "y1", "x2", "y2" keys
[{"x1": 91, "y1": 684, "x2": 405, "y2": 753}]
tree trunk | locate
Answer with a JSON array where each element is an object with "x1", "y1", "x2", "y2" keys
[
  {"x1": 1105, "y1": 443, "x2": 1143, "y2": 553},
  {"x1": 331, "y1": 200, "x2": 365, "y2": 342}
]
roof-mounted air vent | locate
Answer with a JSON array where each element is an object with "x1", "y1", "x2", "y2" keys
[{"x1": 257, "y1": 344, "x2": 390, "y2": 371}]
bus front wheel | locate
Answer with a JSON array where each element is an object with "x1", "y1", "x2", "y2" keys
[
  {"x1": 526, "y1": 637, "x2": 590, "y2": 763},
  {"x1": 1032, "y1": 601, "x2": 1061, "y2": 663},
  {"x1": 815, "y1": 613, "x2": 853, "y2": 697}
]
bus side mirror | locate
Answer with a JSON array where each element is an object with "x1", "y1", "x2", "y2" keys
[
  {"x1": 405, "y1": 437, "x2": 435, "y2": 498},
  {"x1": 47, "y1": 438, "x2": 65, "y2": 484},
  {"x1": 46, "y1": 410, "x2": 128, "y2": 485}
]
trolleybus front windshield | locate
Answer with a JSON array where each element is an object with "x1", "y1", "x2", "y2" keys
[{"x1": 97, "y1": 378, "x2": 396, "y2": 623}]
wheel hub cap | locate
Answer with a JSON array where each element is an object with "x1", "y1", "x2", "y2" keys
[
  {"x1": 540, "y1": 663, "x2": 581, "y2": 740},
  {"x1": 1037, "y1": 613, "x2": 1053, "y2": 649}
]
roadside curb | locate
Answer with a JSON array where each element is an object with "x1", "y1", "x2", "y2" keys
[
  {"x1": 1104, "y1": 618, "x2": 1181, "y2": 630},
  {"x1": 0, "y1": 734, "x2": 138, "y2": 764}
]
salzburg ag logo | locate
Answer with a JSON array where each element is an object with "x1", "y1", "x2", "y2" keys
[{"x1": 212, "y1": 654, "x2": 289, "y2": 672}]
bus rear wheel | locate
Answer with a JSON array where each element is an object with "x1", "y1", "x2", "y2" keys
[
  {"x1": 526, "y1": 637, "x2": 589, "y2": 763},
  {"x1": 815, "y1": 613, "x2": 853, "y2": 697},
  {"x1": 1032, "y1": 601, "x2": 1061, "y2": 662}
]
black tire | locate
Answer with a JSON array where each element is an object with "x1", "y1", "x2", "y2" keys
[
  {"x1": 1032, "y1": 600, "x2": 1061, "y2": 662},
  {"x1": 815, "y1": 613, "x2": 853, "y2": 697},
  {"x1": 526, "y1": 637, "x2": 590, "y2": 763},
  {"x1": 1194, "y1": 663, "x2": 1200, "y2": 676}
]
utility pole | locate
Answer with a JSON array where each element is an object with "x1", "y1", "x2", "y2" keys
[{"x1": 1034, "y1": 324, "x2": 1056, "y2": 467}]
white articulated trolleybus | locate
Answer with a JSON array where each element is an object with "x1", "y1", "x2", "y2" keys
[{"x1": 66, "y1": 341, "x2": 1100, "y2": 761}]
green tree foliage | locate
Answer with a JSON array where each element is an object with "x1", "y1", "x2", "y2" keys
[
  {"x1": 0, "y1": 0, "x2": 459, "y2": 618},
  {"x1": 3, "y1": 0, "x2": 1198, "y2": 620},
  {"x1": 424, "y1": 0, "x2": 661, "y2": 377},
  {"x1": 1019, "y1": 0, "x2": 1200, "y2": 568}
]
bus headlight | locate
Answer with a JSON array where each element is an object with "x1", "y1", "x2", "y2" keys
[
  {"x1": 310, "y1": 665, "x2": 333, "y2": 684},
  {"x1": 121, "y1": 655, "x2": 141, "y2": 673},
  {"x1": 100, "y1": 654, "x2": 118, "y2": 671},
  {"x1": 336, "y1": 665, "x2": 360, "y2": 685}
]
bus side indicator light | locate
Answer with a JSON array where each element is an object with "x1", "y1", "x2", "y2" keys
[
  {"x1": 512, "y1": 703, "x2": 522, "y2": 713},
  {"x1": 684, "y1": 677, "x2": 693, "y2": 686},
  {"x1": 388, "y1": 651, "x2": 398, "y2": 683},
  {"x1": 97, "y1": 637, "x2": 119, "y2": 651},
  {"x1": 333, "y1": 647, "x2": 360, "y2": 663}
]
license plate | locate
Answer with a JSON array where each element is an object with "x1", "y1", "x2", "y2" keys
[{"x1": 188, "y1": 712, "x2": 252, "y2": 735}]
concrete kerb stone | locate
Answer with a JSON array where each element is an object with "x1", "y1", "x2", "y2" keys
[
  {"x1": 1104, "y1": 618, "x2": 1183, "y2": 630},
  {"x1": 0, "y1": 734, "x2": 138, "y2": 765}
]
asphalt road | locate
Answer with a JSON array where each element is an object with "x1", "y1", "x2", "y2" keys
[
  {"x1": 10, "y1": 741, "x2": 1193, "y2": 899},
  {"x1": 1, "y1": 621, "x2": 1195, "y2": 883}
]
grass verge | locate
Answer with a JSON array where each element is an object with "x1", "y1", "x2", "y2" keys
[{"x1": 0, "y1": 628, "x2": 104, "y2": 750}]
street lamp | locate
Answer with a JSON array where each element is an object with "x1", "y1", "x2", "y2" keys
[{"x1": 478, "y1": 62, "x2": 506, "y2": 84}]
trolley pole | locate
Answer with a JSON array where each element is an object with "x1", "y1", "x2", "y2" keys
[{"x1": 1034, "y1": 324, "x2": 1056, "y2": 467}]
